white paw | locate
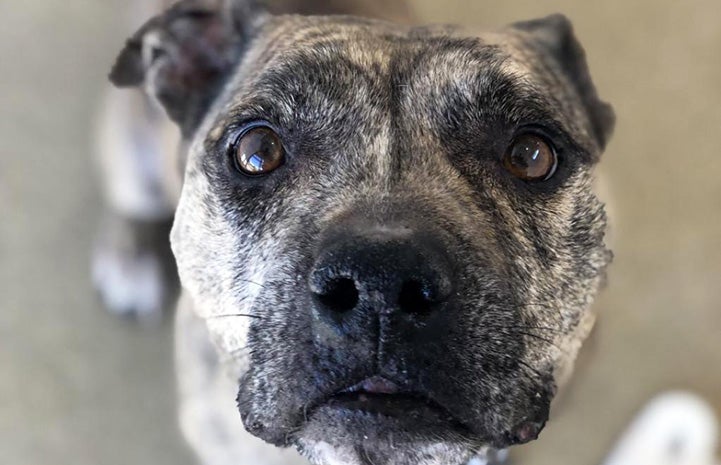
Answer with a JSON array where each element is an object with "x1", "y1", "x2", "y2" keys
[
  {"x1": 92, "y1": 244, "x2": 168, "y2": 326},
  {"x1": 603, "y1": 391, "x2": 719, "y2": 465},
  {"x1": 468, "y1": 448, "x2": 509, "y2": 465}
]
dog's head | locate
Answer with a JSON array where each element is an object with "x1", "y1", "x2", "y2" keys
[{"x1": 112, "y1": 1, "x2": 614, "y2": 464}]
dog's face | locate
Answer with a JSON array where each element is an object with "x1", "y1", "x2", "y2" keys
[{"x1": 112, "y1": 2, "x2": 614, "y2": 464}]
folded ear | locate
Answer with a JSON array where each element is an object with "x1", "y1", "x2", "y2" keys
[
  {"x1": 512, "y1": 14, "x2": 615, "y2": 150},
  {"x1": 110, "y1": 0, "x2": 261, "y2": 136}
]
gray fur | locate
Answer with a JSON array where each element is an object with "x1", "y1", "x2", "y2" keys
[{"x1": 102, "y1": 1, "x2": 614, "y2": 464}]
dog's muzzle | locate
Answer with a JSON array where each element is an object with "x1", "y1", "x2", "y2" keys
[
  {"x1": 239, "y1": 220, "x2": 551, "y2": 450},
  {"x1": 301, "y1": 224, "x2": 467, "y2": 422}
]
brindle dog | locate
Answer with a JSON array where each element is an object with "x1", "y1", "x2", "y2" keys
[{"x1": 96, "y1": 0, "x2": 614, "y2": 464}]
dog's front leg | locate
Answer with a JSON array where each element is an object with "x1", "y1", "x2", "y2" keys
[{"x1": 92, "y1": 87, "x2": 181, "y2": 325}]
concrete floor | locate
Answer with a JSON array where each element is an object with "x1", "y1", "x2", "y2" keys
[{"x1": 1, "y1": 1, "x2": 719, "y2": 464}]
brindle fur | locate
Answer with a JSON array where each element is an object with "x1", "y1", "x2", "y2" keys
[{"x1": 100, "y1": 1, "x2": 614, "y2": 464}]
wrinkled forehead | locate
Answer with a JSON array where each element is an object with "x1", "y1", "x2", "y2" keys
[{"x1": 206, "y1": 16, "x2": 590, "y2": 148}]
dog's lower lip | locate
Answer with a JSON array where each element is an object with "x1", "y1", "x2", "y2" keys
[
  {"x1": 327, "y1": 377, "x2": 451, "y2": 418},
  {"x1": 298, "y1": 377, "x2": 477, "y2": 441}
]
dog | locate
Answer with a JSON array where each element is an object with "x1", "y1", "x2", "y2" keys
[{"x1": 93, "y1": 0, "x2": 615, "y2": 464}]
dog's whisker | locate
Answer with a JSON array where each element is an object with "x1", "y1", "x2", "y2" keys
[
  {"x1": 207, "y1": 313, "x2": 265, "y2": 320},
  {"x1": 523, "y1": 305, "x2": 557, "y2": 311},
  {"x1": 523, "y1": 302, "x2": 561, "y2": 311},
  {"x1": 523, "y1": 302, "x2": 567, "y2": 321},
  {"x1": 233, "y1": 278, "x2": 268, "y2": 289},
  {"x1": 361, "y1": 447, "x2": 379, "y2": 465},
  {"x1": 228, "y1": 346, "x2": 249, "y2": 357},
  {"x1": 481, "y1": 324, "x2": 564, "y2": 335},
  {"x1": 482, "y1": 326, "x2": 565, "y2": 352},
  {"x1": 516, "y1": 359, "x2": 547, "y2": 383},
  {"x1": 477, "y1": 348, "x2": 546, "y2": 389},
  {"x1": 484, "y1": 350, "x2": 546, "y2": 387},
  {"x1": 302, "y1": 401, "x2": 310, "y2": 424},
  {"x1": 516, "y1": 331, "x2": 563, "y2": 351}
]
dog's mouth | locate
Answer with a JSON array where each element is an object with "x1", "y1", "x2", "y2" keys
[
  {"x1": 322, "y1": 376, "x2": 460, "y2": 423},
  {"x1": 290, "y1": 374, "x2": 478, "y2": 448}
]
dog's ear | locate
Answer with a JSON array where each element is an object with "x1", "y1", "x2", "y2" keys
[
  {"x1": 110, "y1": 0, "x2": 262, "y2": 136},
  {"x1": 512, "y1": 14, "x2": 615, "y2": 150}
]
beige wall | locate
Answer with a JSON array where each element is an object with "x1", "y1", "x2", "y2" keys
[{"x1": 0, "y1": 1, "x2": 719, "y2": 464}]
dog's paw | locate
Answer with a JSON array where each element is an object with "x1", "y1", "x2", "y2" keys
[
  {"x1": 603, "y1": 391, "x2": 719, "y2": 465},
  {"x1": 469, "y1": 449, "x2": 509, "y2": 465},
  {"x1": 92, "y1": 247, "x2": 166, "y2": 325},
  {"x1": 92, "y1": 215, "x2": 177, "y2": 326}
]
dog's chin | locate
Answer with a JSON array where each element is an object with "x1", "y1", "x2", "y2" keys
[{"x1": 294, "y1": 390, "x2": 478, "y2": 465}]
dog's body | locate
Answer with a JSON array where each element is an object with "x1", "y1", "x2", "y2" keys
[{"x1": 94, "y1": 1, "x2": 614, "y2": 464}]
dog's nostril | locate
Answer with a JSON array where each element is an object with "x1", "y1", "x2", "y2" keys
[
  {"x1": 315, "y1": 277, "x2": 359, "y2": 313},
  {"x1": 397, "y1": 280, "x2": 434, "y2": 315}
]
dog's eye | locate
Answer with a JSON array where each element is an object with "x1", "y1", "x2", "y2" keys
[
  {"x1": 502, "y1": 134, "x2": 557, "y2": 181},
  {"x1": 233, "y1": 126, "x2": 285, "y2": 176}
]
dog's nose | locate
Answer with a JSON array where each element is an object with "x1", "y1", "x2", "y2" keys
[{"x1": 309, "y1": 232, "x2": 453, "y2": 321}]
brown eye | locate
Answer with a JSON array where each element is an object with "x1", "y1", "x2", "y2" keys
[
  {"x1": 503, "y1": 134, "x2": 558, "y2": 181},
  {"x1": 233, "y1": 126, "x2": 285, "y2": 175}
]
